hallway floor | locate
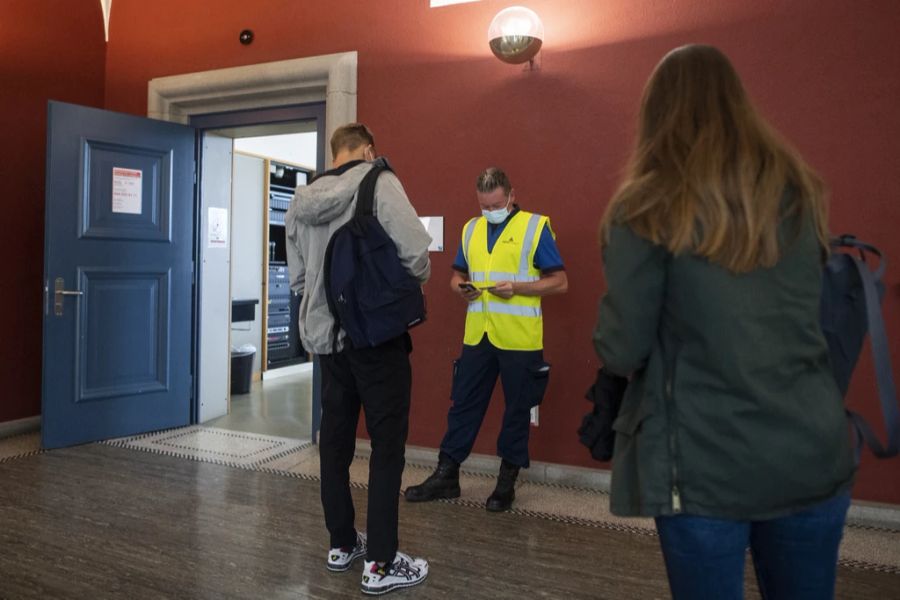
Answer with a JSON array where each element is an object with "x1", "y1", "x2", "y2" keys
[
  {"x1": 209, "y1": 370, "x2": 313, "y2": 440},
  {"x1": 1, "y1": 443, "x2": 898, "y2": 599}
]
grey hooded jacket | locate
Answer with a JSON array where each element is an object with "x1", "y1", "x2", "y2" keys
[{"x1": 286, "y1": 158, "x2": 432, "y2": 355}]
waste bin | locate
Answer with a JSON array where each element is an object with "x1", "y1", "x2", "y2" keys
[{"x1": 230, "y1": 344, "x2": 256, "y2": 395}]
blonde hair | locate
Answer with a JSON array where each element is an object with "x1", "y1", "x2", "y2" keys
[
  {"x1": 330, "y1": 123, "x2": 375, "y2": 160},
  {"x1": 600, "y1": 45, "x2": 828, "y2": 273}
]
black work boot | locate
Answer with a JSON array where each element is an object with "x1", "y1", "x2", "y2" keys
[
  {"x1": 485, "y1": 459, "x2": 520, "y2": 512},
  {"x1": 404, "y1": 452, "x2": 461, "y2": 502}
]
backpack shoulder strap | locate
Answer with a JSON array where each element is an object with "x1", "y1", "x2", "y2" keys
[
  {"x1": 354, "y1": 158, "x2": 395, "y2": 218},
  {"x1": 833, "y1": 234, "x2": 886, "y2": 279},
  {"x1": 847, "y1": 251, "x2": 899, "y2": 458}
]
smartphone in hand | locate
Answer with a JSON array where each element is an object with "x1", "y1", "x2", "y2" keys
[{"x1": 458, "y1": 282, "x2": 478, "y2": 292}]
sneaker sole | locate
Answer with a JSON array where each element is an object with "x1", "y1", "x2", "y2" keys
[{"x1": 360, "y1": 571, "x2": 429, "y2": 595}]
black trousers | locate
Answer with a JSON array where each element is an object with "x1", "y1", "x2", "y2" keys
[{"x1": 318, "y1": 333, "x2": 412, "y2": 563}]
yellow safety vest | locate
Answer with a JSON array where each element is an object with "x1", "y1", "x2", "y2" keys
[{"x1": 462, "y1": 210, "x2": 550, "y2": 350}]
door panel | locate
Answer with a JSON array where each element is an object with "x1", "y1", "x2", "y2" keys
[
  {"x1": 80, "y1": 139, "x2": 172, "y2": 241},
  {"x1": 42, "y1": 101, "x2": 195, "y2": 449},
  {"x1": 77, "y1": 267, "x2": 170, "y2": 401}
]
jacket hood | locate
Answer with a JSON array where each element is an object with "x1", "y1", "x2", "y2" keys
[{"x1": 290, "y1": 160, "x2": 376, "y2": 226}]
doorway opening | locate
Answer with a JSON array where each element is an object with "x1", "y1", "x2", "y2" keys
[
  {"x1": 213, "y1": 125, "x2": 318, "y2": 439},
  {"x1": 191, "y1": 103, "x2": 326, "y2": 443}
]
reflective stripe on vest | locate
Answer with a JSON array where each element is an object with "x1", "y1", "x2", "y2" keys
[
  {"x1": 519, "y1": 214, "x2": 542, "y2": 275},
  {"x1": 469, "y1": 271, "x2": 540, "y2": 283},
  {"x1": 462, "y1": 219, "x2": 478, "y2": 265},
  {"x1": 467, "y1": 302, "x2": 543, "y2": 318}
]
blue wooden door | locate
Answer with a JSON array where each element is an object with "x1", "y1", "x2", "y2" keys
[{"x1": 42, "y1": 101, "x2": 195, "y2": 448}]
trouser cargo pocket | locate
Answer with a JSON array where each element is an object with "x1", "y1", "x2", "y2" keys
[{"x1": 525, "y1": 362, "x2": 551, "y2": 407}]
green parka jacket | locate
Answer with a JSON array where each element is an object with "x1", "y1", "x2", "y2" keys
[{"x1": 593, "y1": 218, "x2": 855, "y2": 520}]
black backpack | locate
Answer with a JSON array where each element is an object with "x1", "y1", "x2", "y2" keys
[
  {"x1": 322, "y1": 159, "x2": 426, "y2": 353},
  {"x1": 821, "y1": 235, "x2": 899, "y2": 459}
]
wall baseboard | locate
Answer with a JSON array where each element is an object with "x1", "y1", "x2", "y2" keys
[
  {"x1": 848, "y1": 500, "x2": 900, "y2": 530},
  {"x1": 354, "y1": 440, "x2": 612, "y2": 492},
  {"x1": 0, "y1": 416, "x2": 40, "y2": 439},
  {"x1": 354, "y1": 439, "x2": 900, "y2": 531}
]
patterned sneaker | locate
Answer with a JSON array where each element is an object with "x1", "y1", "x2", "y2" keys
[
  {"x1": 360, "y1": 551, "x2": 429, "y2": 595},
  {"x1": 326, "y1": 532, "x2": 367, "y2": 572}
]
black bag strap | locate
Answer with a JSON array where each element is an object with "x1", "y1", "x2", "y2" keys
[
  {"x1": 354, "y1": 158, "x2": 394, "y2": 218},
  {"x1": 845, "y1": 249, "x2": 899, "y2": 458}
]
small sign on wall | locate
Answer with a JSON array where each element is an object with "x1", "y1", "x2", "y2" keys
[
  {"x1": 111, "y1": 167, "x2": 142, "y2": 214},
  {"x1": 419, "y1": 216, "x2": 444, "y2": 252},
  {"x1": 208, "y1": 207, "x2": 228, "y2": 248}
]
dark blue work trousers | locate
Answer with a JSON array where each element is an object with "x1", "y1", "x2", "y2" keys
[{"x1": 439, "y1": 335, "x2": 549, "y2": 468}]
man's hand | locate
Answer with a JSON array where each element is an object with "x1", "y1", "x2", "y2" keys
[
  {"x1": 459, "y1": 284, "x2": 482, "y2": 302},
  {"x1": 451, "y1": 271, "x2": 483, "y2": 302},
  {"x1": 496, "y1": 271, "x2": 567, "y2": 298},
  {"x1": 491, "y1": 281, "x2": 515, "y2": 299}
]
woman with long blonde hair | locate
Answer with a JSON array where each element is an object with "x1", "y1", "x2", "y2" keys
[{"x1": 593, "y1": 45, "x2": 853, "y2": 599}]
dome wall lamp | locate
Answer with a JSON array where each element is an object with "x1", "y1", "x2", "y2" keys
[{"x1": 488, "y1": 6, "x2": 544, "y2": 67}]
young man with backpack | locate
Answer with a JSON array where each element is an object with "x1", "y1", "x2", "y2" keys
[{"x1": 286, "y1": 123, "x2": 432, "y2": 595}]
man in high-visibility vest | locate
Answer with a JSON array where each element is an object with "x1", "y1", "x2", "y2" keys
[{"x1": 405, "y1": 167, "x2": 568, "y2": 512}]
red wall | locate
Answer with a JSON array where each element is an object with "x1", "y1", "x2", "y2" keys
[
  {"x1": 0, "y1": 0, "x2": 106, "y2": 424},
  {"x1": 33, "y1": 0, "x2": 900, "y2": 503}
]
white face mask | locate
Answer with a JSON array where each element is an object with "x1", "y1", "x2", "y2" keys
[{"x1": 482, "y1": 196, "x2": 511, "y2": 224}]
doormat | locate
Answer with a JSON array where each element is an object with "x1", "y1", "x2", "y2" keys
[
  {"x1": 105, "y1": 425, "x2": 311, "y2": 468},
  {"x1": 102, "y1": 426, "x2": 900, "y2": 575}
]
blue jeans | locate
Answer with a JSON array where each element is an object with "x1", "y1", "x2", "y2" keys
[{"x1": 655, "y1": 493, "x2": 850, "y2": 600}]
